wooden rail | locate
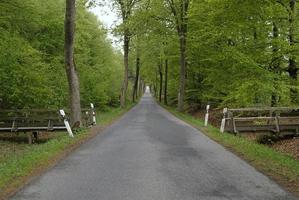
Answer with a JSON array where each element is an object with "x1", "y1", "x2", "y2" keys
[
  {"x1": 220, "y1": 107, "x2": 299, "y2": 135},
  {"x1": 0, "y1": 103, "x2": 96, "y2": 144}
]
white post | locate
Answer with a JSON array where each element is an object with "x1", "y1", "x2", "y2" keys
[
  {"x1": 90, "y1": 103, "x2": 96, "y2": 125},
  {"x1": 204, "y1": 105, "x2": 210, "y2": 127},
  {"x1": 59, "y1": 109, "x2": 74, "y2": 137},
  {"x1": 220, "y1": 108, "x2": 228, "y2": 133}
]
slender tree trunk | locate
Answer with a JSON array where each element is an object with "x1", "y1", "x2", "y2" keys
[
  {"x1": 164, "y1": 59, "x2": 168, "y2": 105},
  {"x1": 178, "y1": 32, "x2": 187, "y2": 111},
  {"x1": 169, "y1": 0, "x2": 189, "y2": 112},
  {"x1": 120, "y1": 33, "x2": 130, "y2": 108},
  {"x1": 138, "y1": 77, "x2": 142, "y2": 97},
  {"x1": 159, "y1": 64, "x2": 163, "y2": 102},
  {"x1": 155, "y1": 69, "x2": 158, "y2": 97},
  {"x1": 133, "y1": 55, "x2": 140, "y2": 102},
  {"x1": 271, "y1": 22, "x2": 279, "y2": 106},
  {"x1": 288, "y1": 0, "x2": 297, "y2": 103},
  {"x1": 65, "y1": 0, "x2": 81, "y2": 127}
]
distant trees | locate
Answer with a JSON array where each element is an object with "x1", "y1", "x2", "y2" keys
[{"x1": 132, "y1": 0, "x2": 299, "y2": 110}]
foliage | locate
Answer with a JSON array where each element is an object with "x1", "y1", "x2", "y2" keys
[
  {"x1": 0, "y1": 0, "x2": 123, "y2": 109},
  {"x1": 132, "y1": 0, "x2": 299, "y2": 109}
]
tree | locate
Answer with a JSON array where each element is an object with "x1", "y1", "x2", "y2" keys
[
  {"x1": 165, "y1": 0, "x2": 190, "y2": 111},
  {"x1": 65, "y1": 0, "x2": 82, "y2": 127},
  {"x1": 164, "y1": 58, "x2": 168, "y2": 105},
  {"x1": 287, "y1": 0, "x2": 298, "y2": 102},
  {"x1": 132, "y1": 46, "x2": 140, "y2": 102},
  {"x1": 113, "y1": 0, "x2": 140, "y2": 108}
]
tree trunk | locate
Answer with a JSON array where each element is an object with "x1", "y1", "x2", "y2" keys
[
  {"x1": 120, "y1": 33, "x2": 130, "y2": 108},
  {"x1": 155, "y1": 69, "x2": 158, "y2": 97},
  {"x1": 271, "y1": 22, "x2": 279, "y2": 106},
  {"x1": 288, "y1": 0, "x2": 298, "y2": 103},
  {"x1": 65, "y1": 0, "x2": 81, "y2": 127},
  {"x1": 178, "y1": 32, "x2": 187, "y2": 111},
  {"x1": 164, "y1": 59, "x2": 168, "y2": 105},
  {"x1": 138, "y1": 78, "x2": 142, "y2": 97},
  {"x1": 159, "y1": 64, "x2": 163, "y2": 102},
  {"x1": 133, "y1": 55, "x2": 140, "y2": 102}
]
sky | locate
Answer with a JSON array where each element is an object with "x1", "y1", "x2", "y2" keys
[{"x1": 89, "y1": 4, "x2": 121, "y2": 49}]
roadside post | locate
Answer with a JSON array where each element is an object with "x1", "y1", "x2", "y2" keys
[
  {"x1": 220, "y1": 108, "x2": 228, "y2": 133},
  {"x1": 90, "y1": 103, "x2": 96, "y2": 125},
  {"x1": 204, "y1": 105, "x2": 210, "y2": 127},
  {"x1": 60, "y1": 109, "x2": 74, "y2": 137}
]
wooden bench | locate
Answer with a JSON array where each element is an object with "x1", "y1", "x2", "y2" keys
[{"x1": 220, "y1": 107, "x2": 299, "y2": 135}]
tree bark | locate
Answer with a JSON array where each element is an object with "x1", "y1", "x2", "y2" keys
[
  {"x1": 120, "y1": 33, "x2": 130, "y2": 108},
  {"x1": 155, "y1": 69, "x2": 158, "y2": 97},
  {"x1": 133, "y1": 54, "x2": 140, "y2": 102},
  {"x1": 65, "y1": 0, "x2": 81, "y2": 127},
  {"x1": 164, "y1": 59, "x2": 168, "y2": 105},
  {"x1": 138, "y1": 78, "x2": 142, "y2": 97},
  {"x1": 178, "y1": 32, "x2": 187, "y2": 111},
  {"x1": 288, "y1": 0, "x2": 297, "y2": 103},
  {"x1": 159, "y1": 63, "x2": 163, "y2": 102},
  {"x1": 167, "y1": 0, "x2": 189, "y2": 111},
  {"x1": 271, "y1": 22, "x2": 280, "y2": 106}
]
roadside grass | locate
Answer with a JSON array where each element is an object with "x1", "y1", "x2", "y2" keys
[
  {"x1": 0, "y1": 103, "x2": 135, "y2": 199},
  {"x1": 163, "y1": 105, "x2": 299, "y2": 196}
]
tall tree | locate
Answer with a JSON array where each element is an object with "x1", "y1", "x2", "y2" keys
[
  {"x1": 287, "y1": 0, "x2": 297, "y2": 102},
  {"x1": 133, "y1": 47, "x2": 141, "y2": 102},
  {"x1": 164, "y1": 58, "x2": 168, "y2": 105},
  {"x1": 158, "y1": 62, "x2": 163, "y2": 102},
  {"x1": 65, "y1": 0, "x2": 82, "y2": 127},
  {"x1": 114, "y1": 0, "x2": 140, "y2": 108},
  {"x1": 166, "y1": 0, "x2": 190, "y2": 111}
]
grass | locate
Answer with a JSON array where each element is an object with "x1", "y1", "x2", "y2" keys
[
  {"x1": 0, "y1": 103, "x2": 134, "y2": 199},
  {"x1": 163, "y1": 105, "x2": 299, "y2": 196}
]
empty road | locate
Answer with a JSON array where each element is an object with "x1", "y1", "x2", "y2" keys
[{"x1": 11, "y1": 93, "x2": 297, "y2": 200}]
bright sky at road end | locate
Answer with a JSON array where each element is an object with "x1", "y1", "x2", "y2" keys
[{"x1": 89, "y1": 4, "x2": 121, "y2": 50}]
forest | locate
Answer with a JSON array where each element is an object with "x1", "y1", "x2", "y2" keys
[
  {"x1": 1, "y1": 0, "x2": 299, "y2": 120},
  {"x1": 125, "y1": 0, "x2": 299, "y2": 111},
  {"x1": 0, "y1": 0, "x2": 123, "y2": 112}
]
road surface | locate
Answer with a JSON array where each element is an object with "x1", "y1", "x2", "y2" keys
[{"x1": 11, "y1": 93, "x2": 297, "y2": 200}]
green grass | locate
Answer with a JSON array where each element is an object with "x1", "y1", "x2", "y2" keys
[
  {"x1": 163, "y1": 105, "x2": 299, "y2": 194},
  {"x1": 0, "y1": 104, "x2": 134, "y2": 196}
]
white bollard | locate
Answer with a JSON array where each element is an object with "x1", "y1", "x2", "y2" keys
[
  {"x1": 204, "y1": 105, "x2": 210, "y2": 127},
  {"x1": 220, "y1": 108, "x2": 228, "y2": 133},
  {"x1": 90, "y1": 103, "x2": 96, "y2": 125},
  {"x1": 59, "y1": 109, "x2": 74, "y2": 137},
  {"x1": 220, "y1": 118, "x2": 226, "y2": 133}
]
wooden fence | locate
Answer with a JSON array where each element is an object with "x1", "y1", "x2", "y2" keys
[
  {"x1": 219, "y1": 107, "x2": 299, "y2": 134},
  {"x1": 0, "y1": 103, "x2": 96, "y2": 144}
]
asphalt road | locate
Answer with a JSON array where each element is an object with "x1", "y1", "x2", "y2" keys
[{"x1": 11, "y1": 93, "x2": 298, "y2": 200}]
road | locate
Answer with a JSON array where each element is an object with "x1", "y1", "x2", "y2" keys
[{"x1": 11, "y1": 93, "x2": 297, "y2": 200}]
